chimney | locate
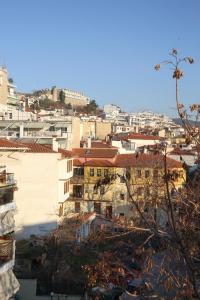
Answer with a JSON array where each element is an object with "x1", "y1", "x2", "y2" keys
[
  {"x1": 87, "y1": 137, "x2": 91, "y2": 148},
  {"x1": 52, "y1": 138, "x2": 59, "y2": 152},
  {"x1": 19, "y1": 123, "x2": 24, "y2": 138}
]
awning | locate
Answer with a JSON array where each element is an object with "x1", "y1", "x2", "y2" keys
[{"x1": 0, "y1": 269, "x2": 19, "y2": 300}]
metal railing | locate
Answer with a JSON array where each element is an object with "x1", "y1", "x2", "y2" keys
[{"x1": 0, "y1": 238, "x2": 13, "y2": 263}]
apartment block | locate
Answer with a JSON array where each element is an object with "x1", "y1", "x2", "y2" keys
[{"x1": 0, "y1": 166, "x2": 19, "y2": 299}]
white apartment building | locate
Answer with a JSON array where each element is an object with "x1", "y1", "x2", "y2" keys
[
  {"x1": 0, "y1": 166, "x2": 19, "y2": 299},
  {"x1": 110, "y1": 133, "x2": 162, "y2": 153},
  {"x1": 103, "y1": 104, "x2": 121, "y2": 116},
  {"x1": 112, "y1": 124, "x2": 138, "y2": 134},
  {"x1": 0, "y1": 116, "x2": 81, "y2": 149},
  {"x1": 0, "y1": 139, "x2": 73, "y2": 239},
  {"x1": 129, "y1": 111, "x2": 176, "y2": 129}
]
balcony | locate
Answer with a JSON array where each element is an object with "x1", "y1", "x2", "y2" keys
[
  {"x1": 0, "y1": 237, "x2": 14, "y2": 273},
  {"x1": 71, "y1": 168, "x2": 84, "y2": 184},
  {"x1": 70, "y1": 175, "x2": 84, "y2": 184},
  {"x1": 0, "y1": 187, "x2": 14, "y2": 206},
  {"x1": 0, "y1": 211, "x2": 15, "y2": 235},
  {"x1": 0, "y1": 173, "x2": 15, "y2": 187}
]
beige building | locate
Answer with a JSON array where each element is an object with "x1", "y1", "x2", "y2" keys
[
  {"x1": 0, "y1": 67, "x2": 19, "y2": 106},
  {"x1": 0, "y1": 67, "x2": 8, "y2": 105},
  {"x1": 50, "y1": 86, "x2": 90, "y2": 107},
  {"x1": 0, "y1": 139, "x2": 73, "y2": 239},
  {"x1": 80, "y1": 120, "x2": 112, "y2": 140}
]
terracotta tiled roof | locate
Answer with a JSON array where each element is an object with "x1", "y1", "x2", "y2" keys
[
  {"x1": 0, "y1": 139, "x2": 27, "y2": 149},
  {"x1": 23, "y1": 143, "x2": 55, "y2": 153},
  {"x1": 91, "y1": 141, "x2": 117, "y2": 149},
  {"x1": 73, "y1": 159, "x2": 83, "y2": 166},
  {"x1": 0, "y1": 139, "x2": 55, "y2": 153},
  {"x1": 114, "y1": 153, "x2": 182, "y2": 168},
  {"x1": 122, "y1": 133, "x2": 162, "y2": 140},
  {"x1": 72, "y1": 152, "x2": 182, "y2": 169},
  {"x1": 72, "y1": 148, "x2": 118, "y2": 159},
  {"x1": 112, "y1": 132, "x2": 162, "y2": 141},
  {"x1": 84, "y1": 160, "x2": 114, "y2": 167},
  {"x1": 58, "y1": 148, "x2": 73, "y2": 158}
]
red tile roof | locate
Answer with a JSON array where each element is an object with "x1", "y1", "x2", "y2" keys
[
  {"x1": 91, "y1": 141, "x2": 117, "y2": 149},
  {"x1": 84, "y1": 160, "x2": 114, "y2": 167},
  {"x1": 0, "y1": 139, "x2": 55, "y2": 153},
  {"x1": 72, "y1": 148, "x2": 118, "y2": 159},
  {"x1": 73, "y1": 159, "x2": 83, "y2": 166},
  {"x1": 114, "y1": 153, "x2": 182, "y2": 168},
  {"x1": 58, "y1": 148, "x2": 73, "y2": 158},
  {"x1": 72, "y1": 152, "x2": 182, "y2": 169},
  {"x1": 113, "y1": 132, "x2": 162, "y2": 141},
  {"x1": 0, "y1": 139, "x2": 27, "y2": 149}
]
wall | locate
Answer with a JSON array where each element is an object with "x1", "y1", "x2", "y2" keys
[
  {"x1": 71, "y1": 117, "x2": 81, "y2": 148},
  {"x1": 18, "y1": 279, "x2": 82, "y2": 300},
  {"x1": 95, "y1": 122, "x2": 112, "y2": 140},
  {"x1": 80, "y1": 121, "x2": 95, "y2": 139},
  {"x1": 0, "y1": 151, "x2": 64, "y2": 239}
]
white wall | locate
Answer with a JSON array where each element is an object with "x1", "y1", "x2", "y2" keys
[{"x1": 0, "y1": 151, "x2": 70, "y2": 239}]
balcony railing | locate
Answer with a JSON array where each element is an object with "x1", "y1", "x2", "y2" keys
[
  {"x1": 0, "y1": 238, "x2": 14, "y2": 265},
  {"x1": 70, "y1": 193, "x2": 83, "y2": 199},
  {"x1": 0, "y1": 173, "x2": 15, "y2": 187},
  {"x1": 0, "y1": 188, "x2": 14, "y2": 206},
  {"x1": 0, "y1": 211, "x2": 15, "y2": 235}
]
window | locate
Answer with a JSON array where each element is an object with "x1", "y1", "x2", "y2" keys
[
  {"x1": 97, "y1": 169, "x2": 101, "y2": 177},
  {"x1": 94, "y1": 202, "x2": 101, "y2": 214},
  {"x1": 136, "y1": 169, "x2": 142, "y2": 178},
  {"x1": 145, "y1": 170, "x2": 150, "y2": 178},
  {"x1": 93, "y1": 185, "x2": 98, "y2": 194},
  {"x1": 137, "y1": 187, "x2": 143, "y2": 196},
  {"x1": 104, "y1": 169, "x2": 108, "y2": 177},
  {"x1": 120, "y1": 193, "x2": 125, "y2": 200},
  {"x1": 75, "y1": 202, "x2": 80, "y2": 213},
  {"x1": 64, "y1": 181, "x2": 69, "y2": 194},
  {"x1": 120, "y1": 175, "x2": 126, "y2": 183},
  {"x1": 153, "y1": 169, "x2": 158, "y2": 178},
  {"x1": 74, "y1": 167, "x2": 84, "y2": 176},
  {"x1": 67, "y1": 160, "x2": 72, "y2": 172},
  {"x1": 100, "y1": 186, "x2": 105, "y2": 195},
  {"x1": 90, "y1": 168, "x2": 94, "y2": 177},
  {"x1": 73, "y1": 168, "x2": 84, "y2": 176},
  {"x1": 145, "y1": 187, "x2": 150, "y2": 197}
]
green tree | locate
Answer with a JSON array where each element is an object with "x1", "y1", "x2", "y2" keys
[{"x1": 59, "y1": 90, "x2": 65, "y2": 103}]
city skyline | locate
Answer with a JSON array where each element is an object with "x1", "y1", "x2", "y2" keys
[{"x1": 1, "y1": 0, "x2": 200, "y2": 116}]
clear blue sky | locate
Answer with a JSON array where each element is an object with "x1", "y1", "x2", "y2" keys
[{"x1": 1, "y1": 0, "x2": 200, "y2": 116}]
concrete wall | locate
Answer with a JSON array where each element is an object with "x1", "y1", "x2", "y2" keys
[
  {"x1": 71, "y1": 117, "x2": 81, "y2": 148},
  {"x1": 18, "y1": 279, "x2": 82, "y2": 300},
  {"x1": 80, "y1": 121, "x2": 95, "y2": 140},
  {"x1": 95, "y1": 122, "x2": 112, "y2": 140}
]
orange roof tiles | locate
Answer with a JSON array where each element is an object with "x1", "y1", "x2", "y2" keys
[
  {"x1": 113, "y1": 133, "x2": 162, "y2": 141},
  {"x1": 72, "y1": 148, "x2": 118, "y2": 159},
  {"x1": 91, "y1": 141, "x2": 117, "y2": 149},
  {"x1": 114, "y1": 153, "x2": 182, "y2": 168},
  {"x1": 84, "y1": 160, "x2": 114, "y2": 167},
  {"x1": 0, "y1": 139, "x2": 55, "y2": 153}
]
